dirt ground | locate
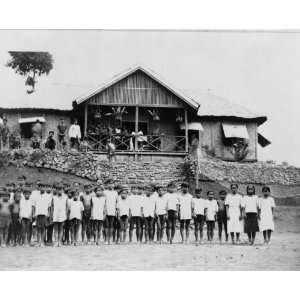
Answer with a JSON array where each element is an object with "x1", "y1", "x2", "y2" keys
[{"x1": 0, "y1": 205, "x2": 299, "y2": 271}]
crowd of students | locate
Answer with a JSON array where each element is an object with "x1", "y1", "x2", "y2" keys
[{"x1": 0, "y1": 177, "x2": 276, "y2": 247}]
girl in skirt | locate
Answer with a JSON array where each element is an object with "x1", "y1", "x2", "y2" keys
[
  {"x1": 242, "y1": 185, "x2": 260, "y2": 245},
  {"x1": 259, "y1": 186, "x2": 276, "y2": 244}
]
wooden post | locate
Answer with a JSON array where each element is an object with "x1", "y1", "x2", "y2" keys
[
  {"x1": 135, "y1": 106, "x2": 139, "y2": 159},
  {"x1": 84, "y1": 103, "x2": 88, "y2": 137},
  {"x1": 184, "y1": 109, "x2": 188, "y2": 152}
]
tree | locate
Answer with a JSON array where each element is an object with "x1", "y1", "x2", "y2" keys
[{"x1": 6, "y1": 51, "x2": 53, "y2": 94}]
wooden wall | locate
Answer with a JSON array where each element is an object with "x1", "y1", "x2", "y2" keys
[
  {"x1": 88, "y1": 70, "x2": 185, "y2": 108},
  {"x1": 200, "y1": 120, "x2": 258, "y2": 161}
]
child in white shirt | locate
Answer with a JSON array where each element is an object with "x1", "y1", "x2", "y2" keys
[
  {"x1": 155, "y1": 185, "x2": 167, "y2": 244},
  {"x1": 164, "y1": 182, "x2": 179, "y2": 244},
  {"x1": 116, "y1": 188, "x2": 130, "y2": 243},
  {"x1": 91, "y1": 186, "x2": 106, "y2": 245},
  {"x1": 259, "y1": 186, "x2": 276, "y2": 244},
  {"x1": 52, "y1": 185, "x2": 68, "y2": 247},
  {"x1": 69, "y1": 191, "x2": 84, "y2": 246},
  {"x1": 206, "y1": 191, "x2": 218, "y2": 242},
  {"x1": 20, "y1": 189, "x2": 33, "y2": 246},
  {"x1": 129, "y1": 185, "x2": 143, "y2": 243},
  {"x1": 178, "y1": 182, "x2": 193, "y2": 244},
  {"x1": 192, "y1": 188, "x2": 207, "y2": 245},
  {"x1": 142, "y1": 185, "x2": 156, "y2": 244},
  {"x1": 104, "y1": 179, "x2": 118, "y2": 245},
  {"x1": 242, "y1": 185, "x2": 260, "y2": 245}
]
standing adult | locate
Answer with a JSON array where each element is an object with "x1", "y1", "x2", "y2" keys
[
  {"x1": 68, "y1": 118, "x2": 81, "y2": 150},
  {"x1": 57, "y1": 118, "x2": 67, "y2": 150},
  {"x1": 225, "y1": 183, "x2": 244, "y2": 244},
  {"x1": 32, "y1": 119, "x2": 43, "y2": 139},
  {"x1": 2, "y1": 117, "x2": 10, "y2": 149}
]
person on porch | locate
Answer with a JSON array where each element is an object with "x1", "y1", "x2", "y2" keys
[{"x1": 68, "y1": 118, "x2": 81, "y2": 150}]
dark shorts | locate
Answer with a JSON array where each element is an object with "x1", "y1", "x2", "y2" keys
[
  {"x1": 105, "y1": 215, "x2": 116, "y2": 228},
  {"x1": 92, "y1": 219, "x2": 104, "y2": 229},
  {"x1": 83, "y1": 210, "x2": 91, "y2": 220},
  {"x1": 129, "y1": 216, "x2": 141, "y2": 230},
  {"x1": 244, "y1": 213, "x2": 259, "y2": 233},
  {"x1": 180, "y1": 219, "x2": 191, "y2": 228},
  {"x1": 71, "y1": 218, "x2": 81, "y2": 229},
  {"x1": 36, "y1": 215, "x2": 47, "y2": 229},
  {"x1": 206, "y1": 220, "x2": 215, "y2": 230},
  {"x1": 194, "y1": 214, "x2": 205, "y2": 227},
  {"x1": 167, "y1": 210, "x2": 177, "y2": 221},
  {"x1": 217, "y1": 211, "x2": 227, "y2": 223}
]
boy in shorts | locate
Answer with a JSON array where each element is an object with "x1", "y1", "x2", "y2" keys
[
  {"x1": 192, "y1": 188, "x2": 207, "y2": 245},
  {"x1": 155, "y1": 185, "x2": 167, "y2": 244},
  {"x1": 32, "y1": 183, "x2": 51, "y2": 247},
  {"x1": 165, "y1": 183, "x2": 179, "y2": 244},
  {"x1": 19, "y1": 188, "x2": 33, "y2": 246},
  {"x1": 104, "y1": 179, "x2": 118, "y2": 245},
  {"x1": 217, "y1": 190, "x2": 229, "y2": 243},
  {"x1": 91, "y1": 186, "x2": 106, "y2": 245},
  {"x1": 0, "y1": 191, "x2": 11, "y2": 247},
  {"x1": 68, "y1": 190, "x2": 84, "y2": 246},
  {"x1": 116, "y1": 188, "x2": 130, "y2": 243},
  {"x1": 142, "y1": 185, "x2": 156, "y2": 244},
  {"x1": 206, "y1": 191, "x2": 218, "y2": 242},
  {"x1": 129, "y1": 185, "x2": 143, "y2": 243},
  {"x1": 178, "y1": 182, "x2": 193, "y2": 244}
]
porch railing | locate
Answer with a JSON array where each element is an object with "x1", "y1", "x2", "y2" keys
[{"x1": 86, "y1": 133, "x2": 186, "y2": 153}]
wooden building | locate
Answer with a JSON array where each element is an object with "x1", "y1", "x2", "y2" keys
[
  {"x1": 0, "y1": 107, "x2": 71, "y2": 146},
  {"x1": 73, "y1": 65, "x2": 270, "y2": 161}
]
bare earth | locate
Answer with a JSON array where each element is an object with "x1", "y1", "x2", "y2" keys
[{"x1": 0, "y1": 206, "x2": 299, "y2": 271}]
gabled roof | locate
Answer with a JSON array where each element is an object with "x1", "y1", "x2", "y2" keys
[
  {"x1": 75, "y1": 65, "x2": 199, "y2": 109},
  {"x1": 75, "y1": 64, "x2": 267, "y2": 125}
]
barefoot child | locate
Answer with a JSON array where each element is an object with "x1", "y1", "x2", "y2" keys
[
  {"x1": 155, "y1": 186, "x2": 167, "y2": 244},
  {"x1": 0, "y1": 191, "x2": 11, "y2": 247},
  {"x1": 217, "y1": 190, "x2": 229, "y2": 243},
  {"x1": 259, "y1": 186, "x2": 276, "y2": 244},
  {"x1": 242, "y1": 185, "x2": 260, "y2": 245},
  {"x1": 19, "y1": 188, "x2": 33, "y2": 246},
  {"x1": 129, "y1": 185, "x2": 143, "y2": 243},
  {"x1": 178, "y1": 182, "x2": 193, "y2": 244},
  {"x1": 116, "y1": 188, "x2": 130, "y2": 243},
  {"x1": 165, "y1": 183, "x2": 179, "y2": 244},
  {"x1": 91, "y1": 186, "x2": 106, "y2": 245},
  {"x1": 142, "y1": 185, "x2": 156, "y2": 244},
  {"x1": 81, "y1": 184, "x2": 93, "y2": 244},
  {"x1": 69, "y1": 190, "x2": 84, "y2": 246},
  {"x1": 32, "y1": 183, "x2": 52, "y2": 247},
  {"x1": 225, "y1": 184, "x2": 243, "y2": 244},
  {"x1": 104, "y1": 179, "x2": 118, "y2": 244},
  {"x1": 206, "y1": 191, "x2": 218, "y2": 242},
  {"x1": 192, "y1": 188, "x2": 207, "y2": 245},
  {"x1": 52, "y1": 185, "x2": 68, "y2": 247}
]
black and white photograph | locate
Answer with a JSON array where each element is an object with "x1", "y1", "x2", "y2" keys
[{"x1": 0, "y1": 7, "x2": 299, "y2": 274}]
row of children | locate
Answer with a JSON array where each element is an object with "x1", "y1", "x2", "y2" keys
[{"x1": 0, "y1": 178, "x2": 275, "y2": 247}]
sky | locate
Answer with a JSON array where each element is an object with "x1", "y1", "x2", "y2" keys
[{"x1": 0, "y1": 30, "x2": 299, "y2": 166}]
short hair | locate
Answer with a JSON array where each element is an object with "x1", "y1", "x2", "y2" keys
[
  {"x1": 195, "y1": 188, "x2": 202, "y2": 193},
  {"x1": 230, "y1": 183, "x2": 238, "y2": 189},
  {"x1": 219, "y1": 190, "x2": 227, "y2": 195},
  {"x1": 246, "y1": 185, "x2": 256, "y2": 194},
  {"x1": 49, "y1": 131, "x2": 54, "y2": 134},
  {"x1": 207, "y1": 190, "x2": 214, "y2": 196},
  {"x1": 262, "y1": 186, "x2": 271, "y2": 193},
  {"x1": 167, "y1": 182, "x2": 176, "y2": 188},
  {"x1": 23, "y1": 188, "x2": 32, "y2": 194},
  {"x1": 181, "y1": 182, "x2": 189, "y2": 188}
]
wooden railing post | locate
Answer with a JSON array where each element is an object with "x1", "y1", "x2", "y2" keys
[
  {"x1": 135, "y1": 106, "x2": 139, "y2": 159},
  {"x1": 184, "y1": 109, "x2": 188, "y2": 152},
  {"x1": 84, "y1": 103, "x2": 88, "y2": 137}
]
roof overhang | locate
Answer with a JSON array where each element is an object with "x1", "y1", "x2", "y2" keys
[
  {"x1": 180, "y1": 122, "x2": 204, "y2": 131},
  {"x1": 75, "y1": 65, "x2": 199, "y2": 110},
  {"x1": 258, "y1": 133, "x2": 271, "y2": 147},
  {"x1": 222, "y1": 122, "x2": 249, "y2": 139},
  {"x1": 19, "y1": 117, "x2": 46, "y2": 124}
]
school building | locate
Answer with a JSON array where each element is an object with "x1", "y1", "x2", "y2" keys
[{"x1": 73, "y1": 65, "x2": 271, "y2": 162}]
